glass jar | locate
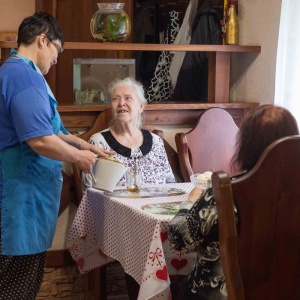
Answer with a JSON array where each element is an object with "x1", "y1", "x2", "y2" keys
[{"x1": 90, "y1": 3, "x2": 131, "y2": 43}]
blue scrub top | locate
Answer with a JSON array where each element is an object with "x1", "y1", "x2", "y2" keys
[{"x1": 0, "y1": 55, "x2": 66, "y2": 255}]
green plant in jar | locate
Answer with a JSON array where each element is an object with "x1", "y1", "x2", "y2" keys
[
  {"x1": 90, "y1": 3, "x2": 131, "y2": 43},
  {"x1": 106, "y1": 13, "x2": 129, "y2": 42}
]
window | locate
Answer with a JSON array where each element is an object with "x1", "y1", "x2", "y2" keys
[{"x1": 275, "y1": 0, "x2": 300, "y2": 126}]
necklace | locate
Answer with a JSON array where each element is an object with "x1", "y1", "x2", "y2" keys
[
  {"x1": 131, "y1": 132, "x2": 143, "y2": 149},
  {"x1": 110, "y1": 127, "x2": 143, "y2": 149}
]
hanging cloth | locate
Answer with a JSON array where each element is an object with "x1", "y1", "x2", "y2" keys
[
  {"x1": 133, "y1": 7, "x2": 156, "y2": 88},
  {"x1": 146, "y1": 10, "x2": 180, "y2": 102},
  {"x1": 171, "y1": 0, "x2": 222, "y2": 102},
  {"x1": 169, "y1": 0, "x2": 199, "y2": 89}
]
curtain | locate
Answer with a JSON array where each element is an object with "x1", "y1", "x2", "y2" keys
[{"x1": 275, "y1": 0, "x2": 300, "y2": 125}]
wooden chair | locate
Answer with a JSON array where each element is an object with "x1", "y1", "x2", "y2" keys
[
  {"x1": 72, "y1": 108, "x2": 112, "y2": 206},
  {"x1": 175, "y1": 107, "x2": 239, "y2": 182},
  {"x1": 212, "y1": 135, "x2": 300, "y2": 300}
]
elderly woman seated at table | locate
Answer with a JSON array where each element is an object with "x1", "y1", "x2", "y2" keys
[
  {"x1": 83, "y1": 77, "x2": 175, "y2": 191},
  {"x1": 83, "y1": 76, "x2": 175, "y2": 299},
  {"x1": 169, "y1": 104, "x2": 299, "y2": 300}
]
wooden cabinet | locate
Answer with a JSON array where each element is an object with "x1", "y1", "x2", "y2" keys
[
  {"x1": 31, "y1": 0, "x2": 260, "y2": 105},
  {"x1": 0, "y1": 0, "x2": 261, "y2": 129},
  {"x1": 0, "y1": 41, "x2": 261, "y2": 104},
  {"x1": 0, "y1": 40, "x2": 260, "y2": 128}
]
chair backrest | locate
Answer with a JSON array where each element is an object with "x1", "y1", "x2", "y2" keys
[
  {"x1": 72, "y1": 108, "x2": 113, "y2": 205},
  {"x1": 73, "y1": 108, "x2": 183, "y2": 205},
  {"x1": 80, "y1": 108, "x2": 165, "y2": 141},
  {"x1": 212, "y1": 135, "x2": 300, "y2": 300},
  {"x1": 175, "y1": 108, "x2": 239, "y2": 182},
  {"x1": 79, "y1": 108, "x2": 114, "y2": 141}
]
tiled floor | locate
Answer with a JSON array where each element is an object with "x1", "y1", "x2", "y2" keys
[{"x1": 106, "y1": 262, "x2": 130, "y2": 300}]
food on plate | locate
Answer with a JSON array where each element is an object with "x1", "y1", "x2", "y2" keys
[{"x1": 190, "y1": 171, "x2": 212, "y2": 189}]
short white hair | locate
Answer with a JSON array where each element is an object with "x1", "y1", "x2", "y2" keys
[{"x1": 107, "y1": 77, "x2": 147, "y2": 128}]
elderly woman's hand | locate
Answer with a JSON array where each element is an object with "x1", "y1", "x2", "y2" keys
[{"x1": 188, "y1": 186, "x2": 203, "y2": 203}]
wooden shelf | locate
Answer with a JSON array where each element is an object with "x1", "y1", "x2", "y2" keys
[
  {"x1": 58, "y1": 101, "x2": 258, "y2": 112},
  {"x1": 58, "y1": 102, "x2": 259, "y2": 129},
  {"x1": 0, "y1": 40, "x2": 260, "y2": 128},
  {"x1": 0, "y1": 0, "x2": 262, "y2": 127},
  {"x1": 64, "y1": 43, "x2": 261, "y2": 52},
  {"x1": 0, "y1": 41, "x2": 261, "y2": 104},
  {"x1": 0, "y1": 41, "x2": 261, "y2": 53}
]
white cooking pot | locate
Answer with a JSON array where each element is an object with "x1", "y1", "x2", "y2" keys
[{"x1": 92, "y1": 157, "x2": 129, "y2": 192}]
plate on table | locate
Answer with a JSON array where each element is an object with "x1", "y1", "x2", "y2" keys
[
  {"x1": 105, "y1": 187, "x2": 186, "y2": 198},
  {"x1": 141, "y1": 202, "x2": 181, "y2": 215}
]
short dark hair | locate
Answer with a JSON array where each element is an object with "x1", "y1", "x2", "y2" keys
[
  {"x1": 17, "y1": 11, "x2": 64, "y2": 47},
  {"x1": 232, "y1": 104, "x2": 299, "y2": 172}
]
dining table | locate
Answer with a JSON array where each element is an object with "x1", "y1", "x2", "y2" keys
[{"x1": 67, "y1": 182, "x2": 197, "y2": 300}]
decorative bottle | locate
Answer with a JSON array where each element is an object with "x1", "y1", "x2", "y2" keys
[
  {"x1": 226, "y1": 2, "x2": 239, "y2": 45},
  {"x1": 90, "y1": 3, "x2": 131, "y2": 43}
]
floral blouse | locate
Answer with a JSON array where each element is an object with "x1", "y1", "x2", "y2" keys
[
  {"x1": 169, "y1": 188, "x2": 228, "y2": 300},
  {"x1": 83, "y1": 128, "x2": 175, "y2": 190}
]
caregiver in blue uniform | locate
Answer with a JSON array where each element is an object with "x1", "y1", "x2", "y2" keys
[{"x1": 0, "y1": 12, "x2": 111, "y2": 300}]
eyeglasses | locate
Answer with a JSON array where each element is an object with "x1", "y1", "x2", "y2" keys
[
  {"x1": 48, "y1": 39, "x2": 64, "y2": 54},
  {"x1": 41, "y1": 34, "x2": 63, "y2": 54},
  {"x1": 50, "y1": 40, "x2": 64, "y2": 54}
]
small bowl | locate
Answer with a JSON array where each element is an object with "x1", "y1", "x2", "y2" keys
[{"x1": 190, "y1": 171, "x2": 212, "y2": 189}]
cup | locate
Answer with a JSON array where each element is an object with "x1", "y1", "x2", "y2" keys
[
  {"x1": 190, "y1": 171, "x2": 212, "y2": 190},
  {"x1": 126, "y1": 171, "x2": 142, "y2": 193}
]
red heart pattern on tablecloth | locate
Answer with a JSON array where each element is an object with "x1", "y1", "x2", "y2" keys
[
  {"x1": 160, "y1": 231, "x2": 168, "y2": 243},
  {"x1": 76, "y1": 257, "x2": 85, "y2": 270},
  {"x1": 80, "y1": 235, "x2": 87, "y2": 241},
  {"x1": 171, "y1": 258, "x2": 188, "y2": 271},
  {"x1": 155, "y1": 265, "x2": 168, "y2": 281}
]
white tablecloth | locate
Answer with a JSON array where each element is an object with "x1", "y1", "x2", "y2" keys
[{"x1": 67, "y1": 182, "x2": 196, "y2": 300}]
